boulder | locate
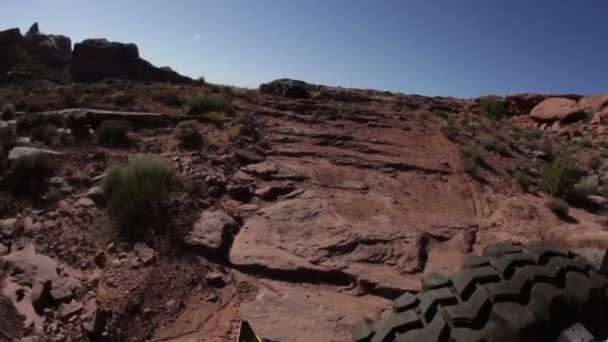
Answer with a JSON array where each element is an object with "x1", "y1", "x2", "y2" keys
[
  {"x1": 578, "y1": 93, "x2": 608, "y2": 114},
  {"x1": 233, "y1": 148, "x2": 264, "y2": 165},
  {"x1": 184, "y1": 210, "x2": 238, "y2": 255},
  {"x1": 505, "y1": 93, "x2": 549, "y2": 116},
  {"x1": 71, "y1": 39, "x2": 192, "y2": 83},
  {"x1": 7, "y1": 146, "x2": 63, "y2": 161},
  {"x1": 0, "y1": 295, "x2": 23, "y2": 340},
  {"x1": 530, "y1": 98, "x2": 585, "y2": 122},
  {"x1": 134, "y1": 243, "x2": 155, "y2": 266},
  {"x1": 259, "y1": 79, "x2": 315, "y2": 99}
]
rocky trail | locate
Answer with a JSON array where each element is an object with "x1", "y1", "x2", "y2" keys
[{"x1": 2, "y1": 23, "x2": 608, "y2": 342}]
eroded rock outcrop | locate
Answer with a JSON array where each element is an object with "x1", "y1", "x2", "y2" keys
[
  {"x1": 530, "y1": 97, "x2": 586, "y2": 123},
  {"x1": 70, "y1": 39, "x2": 192, "y2": 83}
]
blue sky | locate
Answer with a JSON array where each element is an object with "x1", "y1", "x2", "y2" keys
[{"x1": 2, "y1": 1, "x2": 607, "y2": 97}]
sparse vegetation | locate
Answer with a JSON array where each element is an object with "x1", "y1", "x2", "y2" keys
[
  {"x1": 186, "y1": 94, "x2": 234, "y2": 116},
  {"x1": 206, "y1": 111, "x2": 225, "y2": 127},
  {"x1": 481, "y1": 137, "x2": 510, "y2": 157},
  {"x1": 16, "y1": 113, "x2": 64, "y2": 133},
  {"x1": 514, "y1": 171, "x2": 537, "y2": 193},
  {"x1": 440, "y1": 119, "x2": 457, "y2": 140},
  {"x1": 96, "y1": 120, "x2": 129, "y2": 147},
  {"x1": 5, "y1": 153, "x2": 54, "y2": 195},
  {"x1": 174, "y1": 120, "x2": 204, "y2": 148},
  {"x1": 153, "y1": 92, "x2": 183, "y2": 107},
  {"x1": 31, "y1": 124, "x2": 60, "y2": 146},
  {"x1": 461, "y1": 145, "x2": 489, "y2": 177},
  {"x1": 548, "y1": 198, "x2": 569, "y2": 219},
  {"x1": 2, "y1": 103, "x2": 16, "y2": 120},
  {"x1": 226, "y1": 124, "x2": 243, "y2": 142},
  {"x1": 102, "y1": 157, "x2": 179, "y2": 241},
  {"x1": 479, "y1": 95, "x2": 506, "y2": 120},
  {"x1": 540, "y1": 156, "x2": 581, "y2": 198}
]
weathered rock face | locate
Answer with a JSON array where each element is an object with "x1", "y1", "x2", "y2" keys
[
  {"x1": 505, "y1": 93, "x2": 549, "y2": 116},
  {"x1": 184, "y1": 210, "x2": 238, "y2": 255},
  {"x1": 0, "y1": 23, "x2": 71, "y2": 82},
  {"x1": 70, "y1": 39, "x2": 192, "y2": 83},
  {"x1": 579, "y1": 93, "x2": 608, "y2": 124},
  {"x1": 259, "y1": 79, "x2": 316, "y2": 99},
  {"x1": 530, "y1": 97, "x2": 585, "y2": 122}
]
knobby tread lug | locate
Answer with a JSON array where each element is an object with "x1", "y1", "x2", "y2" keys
[
  {"x1": 371, "y1": 310, "x2": 422, "y2": 342},
  {"x1": 359, "y1": 242, "x2": 608, "y2": 342},
  {"x1": 418, "y1": 288, "x2": 458, "y2": 322}
]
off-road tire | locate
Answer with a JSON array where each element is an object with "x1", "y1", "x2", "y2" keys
[{"x1": 353, "y1": 242, "x2": 608, "y2": 342}]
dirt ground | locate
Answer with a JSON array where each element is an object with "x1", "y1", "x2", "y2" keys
[{"x1": 1, "y1": 79, "x2": 607, "y2": 341}]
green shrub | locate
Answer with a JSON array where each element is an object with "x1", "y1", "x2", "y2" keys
[
  {"x1": 186, "y1": 95, "x2": 233, "y2": 115},
  {"x1": 226, "y1": 124, "x2": 243, "y2": 142},
  {"x1": 110, "y1": 92, "x2": 135, "y2": 107},
  {"x1": 540, "y1": 157, "x2": 581, "y2": 197},
  {"x1": 96, "y1": 120, "x2": 129, "y2": 147},
  {"x1": 31, "y1": 125, "x2": 60, "y2": 146},
  {"x1": 206, "y1": 111, "x2": 226, "y2": 127},
  {"x1": 5, "y1": 153, "x2": 54, "y2": 195},
  {"x1": 25, "y1": 102, "x2": 44, "y2": 113},
  {"x1": 2, "y1": 103, "x2": 15, "y2": 120},
  {"x1": 174, "y1": 121, "x2": 203, "y2": 148},
  {"x1": 481, "y1": 138, "x2": 510, "y2": 156},
  {"x1": 102, "y1": 157, "x2": 178, "y2": 241},
  {"x1": 515, "y1": 171, "x2": 537, "y2": 193},
  {"x1": 462, "y1": 145, "x2": 486, "y2": 165},
  {"x1": 548, "y1": 198, "x2": 569, "y2": 218},
  {"x1": 579, "y1": 138, "x2": 593, "y2": 149},
  {"x1": 440, "y1": 119, "x2": 457, "y2": 140},
  {"x1": 433, "y1": 110, "x2": 449, "y2": 119},
  {"x1": 567, "y1": 175, "x2": 599, "y2": 207},
  {"x1": 479, "y1": 95, "x2": 506, "y2": 120},
  {"x1": 16, "y1": 113, "x2": 64, "y2": 133},
  {"x1": 153, "y1": 92, "x2": 183, "y2": 107},
  {"x1": 519, "y1": 127, "x2": 543, "y2": 141}
]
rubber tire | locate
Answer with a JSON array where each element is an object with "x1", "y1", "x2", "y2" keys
[{"x1": 353, "y1": 242, "x2": 608, "y2": 342}]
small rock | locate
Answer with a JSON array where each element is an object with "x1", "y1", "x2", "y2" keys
[
  {"x1": 7, "y1": 146, "x2": 63, "y2": 161},
  {"x1": 85, "y1": 186, "x2": 105, "y2": 207},
  {"x1": 166, "y1": 300, "x2": 176, "y2": 308},
  {"x1": 205, "y1": 272, "x2": 227, "y2": 288},
  {"x1": 31, "y1": 280, "x2": 53, "y2": 314},
  {"x1": 205, "y1": 293, "x2": 218, "y2": 302},
  {"x1": 106, "y1": 242, "x2": 116, "y2": 252},
  {"x1": 0, "y1": 218, "x2": 17, "y2": 238},
  {"x1": 76, "y1": 197, "x2": 95, "y2": 208},
  {"x1": 233, "y1": 149, "x2": 264, "y2": 165},
  {"x1": 133, "y1": 243, "x2": 155, "y2": 266},
  {"x1": 238, "y1": 204, "x2": 260, "y2": 212},
  {"x1": 130, "y1": 257, "x2": 141, "y2": 269},
  {"x1": 587, "y1": 195, "x2": 608, "y2": 208},
  {"x1": 0, "y1": 243, "x2": 8, "y2": 256},
  {"x1": 58, "y1": 300, "x2": 83, "y2": 321},
  {"x1": 94, "y1": 251, "x2": 107, "y2": 269},
  {"x1": 50, "y1": 277, "x2": 80, "y2": 303}
]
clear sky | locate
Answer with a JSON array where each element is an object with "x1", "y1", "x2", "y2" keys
[{"x1": 2, "y1": 1, "x2": 607, "y2": 97}]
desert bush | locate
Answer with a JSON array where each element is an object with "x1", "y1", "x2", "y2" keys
[
  {"x1": 514, "y1": 171, "x2": 537, "y2": 193},
  {"x1": 567, "y1": 175, "x2": 599, "y2": 207},
  {"x1": 589, "y1": 155, "x2": 602, "y2": 170},
  {"x1": 2, "y1": 103, "x2": 15, "y2": 120},
  {"x1": 433, "y1": 110, "x2": 449, "y2": 119},
  {"x1": 156, "y1": 92, "x2": 183, "y2": 107},
  {"x1": 481, "y1": 138, "x2": 510, "y2": 157},
  {"x1": 174, "y1": 121, "x2": 204, "y2": 148},
  {"x1": 579, "y1": 138, "x2": 593, "y2": 149},
  {"x1": 186, "y1": 95, "x2": 233, "y2": 116},
  {"x1": 197, "y1": 76, "x2": 206, "y2": 85},
  {"x1": 519, "y1": 127, "x2": 543, "y2": 141},
  {"x1": 226, "y1": 124, "x2": 243, "y2": 142},
  {"x1": 462, "y1": 145, "x2": 486, "y2": 165},
  {"x1": 479, "y1": 95, "x2": 506, "y2": 120},
  {"x1": 31, "y1": 125, "x2": 60, "y2": 146},
  {"x1": 5, "y1": 153, "x2": 54, "y2": 195},
  {"x1": 110, "y1": 92, "x2": 136, "y2": 107},
  {"x1": 102, "y1": 157, "x2": 178, "y2": 241},
  {"x1": 440, "y1": 119, "x2": 457, "y2": 140},
  {"x1": 548, "y1": 198, "x2": 569, "y2": 218},
  {"x1": 16, "y1": 113, "x2": 64, "y2": 133},
  {"x1": 96, "y1": 120, "x2": 129, "y2": 147},
  {"x1": 206, "y1": 111, "x2": 225, "y2": 127},
  {"x1": 540, "y1": 156, "x2": 581, "y2": 197},
  {"x1": 25, "y1": 102, "x2": 44, "y2": 113}
]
